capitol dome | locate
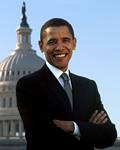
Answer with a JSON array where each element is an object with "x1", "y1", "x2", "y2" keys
[
  {"x1": 0, "y1": 2, "x2": 45, "y2": 139},
  {"x1": 0, "y1": 48, "x2": 44, "y2": 81}
]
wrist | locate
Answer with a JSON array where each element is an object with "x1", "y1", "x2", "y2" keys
[{"x1": 68, "y1": 121, "x2": 75, "y2": 134}]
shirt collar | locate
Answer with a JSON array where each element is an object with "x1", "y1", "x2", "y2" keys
[{"x1": 46, "y1": 61, "x2": 70, "y2": 80}]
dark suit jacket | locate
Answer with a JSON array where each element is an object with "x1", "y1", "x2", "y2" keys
[{"x1": 16, "y1": 64, "x2": 117, "y2": 150}]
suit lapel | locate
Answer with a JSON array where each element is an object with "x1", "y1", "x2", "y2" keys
[
  {"x1": 39, "y1": 66, "x2": 91, "y2": 120},
  {"x1": 70, "y1": 73, "x2": 78, "y2": 112},
  {"x1": 42, "y1": 64, "x2": 72, "y2": 113},
  {"x1": 70, "y1": 73, "x2": 84, "y2": 114}
]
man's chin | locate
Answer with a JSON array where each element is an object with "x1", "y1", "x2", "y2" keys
[{"x1": 54, "y1": 65, "x2": 68, "y2": 72}]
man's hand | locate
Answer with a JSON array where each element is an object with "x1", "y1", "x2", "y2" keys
[
  {"x1": 53, "y1": 120, "x2": 74, "y2": 133},
  {"x1": 89, "y1": 110, "x2": 108, "y2": 124},
  {"x1": 53, "y1": 110, "x2": 107, "y2": 133}
]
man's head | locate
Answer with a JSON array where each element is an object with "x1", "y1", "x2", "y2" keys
[
  {"x1": 40, "y1": 18, "x2": 75, "y2": 42},
  {"x1": 39, "y1": 18, "x2": 76, "y2": 72}
]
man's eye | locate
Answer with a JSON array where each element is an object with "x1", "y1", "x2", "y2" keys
[
  {"x1": 47, "y1": 40, "x2": 56, "y2": 45},
  {"x1": 63, "y1": 38, "x2": 70, "y2": 42}
]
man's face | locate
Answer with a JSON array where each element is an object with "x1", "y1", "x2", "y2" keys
[{"x1": 39, "y1": 26, "x2": 76, "y2": 72}]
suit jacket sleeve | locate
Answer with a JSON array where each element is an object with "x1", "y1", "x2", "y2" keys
[
  {"x1": 16, "y1": 76, "x2": 57, "y2": 144},
  {"x1": 76, "y1": 80, "x2": 117, "y2": 148}
]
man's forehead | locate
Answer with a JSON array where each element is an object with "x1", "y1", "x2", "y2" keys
[
  {"x1": 45, "y1": 26, "x2": 69, "y2": 32},
  {"x1": 42, "y1": 26, "x2": 72, "y2": 40}
]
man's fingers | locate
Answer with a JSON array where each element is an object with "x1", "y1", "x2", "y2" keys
[
  {"x1": 89, "y1": 110, "x2": 108, "y2": 124},
  {"x1": 89, "y1": 110, "x2": 98, "y2": 122},
  {"x1": 53, "y1": 120, "x2": 74, "y2": 133},
  {"x1": 100, "y1": 118, "x2": 108, "y2": 124},
  {"x1": 94, "y1": 111, "x2": 106, "y2": 122},
  {"x1": 96, "y1": 112, "x2": 107, "y2": 124}
]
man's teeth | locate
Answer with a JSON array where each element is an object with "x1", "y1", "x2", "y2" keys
[{"x1": 55, "y1": 54, "x2": 66, "y2": 58}]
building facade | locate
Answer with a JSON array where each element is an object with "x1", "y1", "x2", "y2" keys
[{"x1": 0, "y1": 2, "x2": 44, "y2": 140}]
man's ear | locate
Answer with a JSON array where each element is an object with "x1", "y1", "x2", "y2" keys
[
  {"x1": 73, "y1": 37, "x2": 77, "y2": 50},
  {"x1": 38, "y1": 41, "x2": 43, "y2": 52}
]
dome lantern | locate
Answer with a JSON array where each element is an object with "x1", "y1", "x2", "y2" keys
[{"x1": 15, "y1": 2, "x2": 32, "y2": 50}]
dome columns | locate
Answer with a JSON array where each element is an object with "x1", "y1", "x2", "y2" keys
[{"x1": 16, "y1": 27, "x2": 32, "y2": 50}]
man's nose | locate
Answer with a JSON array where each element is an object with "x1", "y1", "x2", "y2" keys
[{"x1": 55, "y1": 41, "x2": 64, "y2": 50}]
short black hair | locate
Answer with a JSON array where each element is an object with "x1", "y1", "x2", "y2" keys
[{"x1": 40, "y1": 18, "x2": 75, "y2": 41}]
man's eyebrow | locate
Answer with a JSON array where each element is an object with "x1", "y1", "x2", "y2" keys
[{"x1": 47, "y1": 38, "x2": 57, "y2": 41}]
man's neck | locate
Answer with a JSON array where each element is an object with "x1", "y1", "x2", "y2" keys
[{"x1": 46, "y1": 61, "x2": 69, "y2": 73}]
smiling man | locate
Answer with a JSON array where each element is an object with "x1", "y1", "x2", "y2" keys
[
  {"x1": 16, "y1": 18, "x2": 117, "y2": 150},
  {"x1": 39, "y1": 22, "x2": 76, "y2": 72}
]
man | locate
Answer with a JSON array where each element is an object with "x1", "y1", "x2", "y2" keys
[{"x1": 16, "y1": 18, "x2": 117, "y2": 150}]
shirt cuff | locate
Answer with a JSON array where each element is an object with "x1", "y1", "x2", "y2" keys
[{"x1": 73, "y1": 121, "x2": 80, "y2": 137}]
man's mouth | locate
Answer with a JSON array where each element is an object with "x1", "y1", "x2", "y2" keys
[{"x1": 54, "y1": 54, "x2": 66, "y2": 58}]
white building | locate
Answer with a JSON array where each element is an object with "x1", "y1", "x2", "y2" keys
[{"x1": 0, "y1": 2, "x2": 44, "y2": 140}]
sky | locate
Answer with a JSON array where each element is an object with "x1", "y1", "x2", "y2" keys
[{"x1": 0, "y1": 0, "x2": 120, "y2": 138}]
